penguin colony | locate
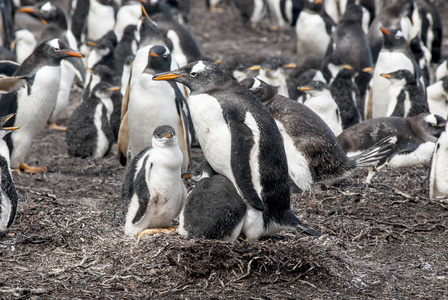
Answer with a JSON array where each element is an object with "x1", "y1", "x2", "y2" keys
[{"x1": 0, "y1": 0, "x2": 446, "y2": 244}]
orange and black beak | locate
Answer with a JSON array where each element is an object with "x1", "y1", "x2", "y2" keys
[
  {"x1": 153, "y1": 73, "x2": 183, "y2": 81},
  {"x1": 298, "y1": 86, "x2": 312, "y2": 91},
  {"x1": 380, "y1": 27, "x2": 391, "y2": 36}
]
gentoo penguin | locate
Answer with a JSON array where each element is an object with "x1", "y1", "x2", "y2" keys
[
  {"x1": 249, "y1": 57, "x2": 296, "y2": 98},
  {"x1": 295, "y1": 0, "x2": 335, "y2": 61},
  {"x1": 121, "y1": 125, "x2": 187, "y2": 237},
  {"x1": 233, "y1": 0, "x2": 268, "y2": 29},
  {"x1": 178, "y1": 160, "x2": 247, "y2": 241},
  {"x1": 367, "y1": 0, "x2": 414, "y2": 63},
  {"x1": 427, "y1": 76, "x2": 448, "y2": 119},
  {"x1": 380, "y1": 69, "x2": 429, "y2": 118},
  {"x1": 435, "y1": 60, "x2": 448, "y2": 82},
  {"x1": 429, "y1": 128, "x2": 448, "y2": 199},
  {"x1": 329, "y1": 64, "x2": 362, "y2": 128},
  {"x1": 338, "y1": 113, "x2": 447, "y2": 169},
  {"x1": 266, "y1": 0, "x2": 302, "y2": 29},
  {"x1": 113, "y1": 1, "x2": 141, "y2": 41},
  {"x1": 66, "y1": 81, "x2": 119, "y2": 158},
  {"x1": 298, "y1": 80, "x2": 343, "y2": 136},
  {"x1": 113, "y1": 25, "x2": 138, "y2": 74},
  {"x1": 153, "y1": 60, "x2": 322, "y2": 240},
  {"x1": 70, "y1": 0, "x2": 89, "y2": 44},
  {"x1": 13, "y1": 29, "x2": 36, "y2": 64},
  {"x1": 128, "y1": 45, "x2": 190, "y2": 173},
  {"x1": 240, "y1": 77, "x2": 393, "y2": 191},
  {"x1": 415, "y1": 0, "x2": 442, "y2": 63},
  {"x1": 287, "y1": 67, "x2": 326, "y2": 103},
  {"x1": 0, "y1": 114, "x2": 19, "y2": 231},
  {"x1": 0, "y1": 39, "x2": 84, "y2": 173},
  {"x1": 370, "y1": 27, "x2": 422, "y2": 119},
  {"x1": 87, "y1": 0, "x2": 118, "y2": 41},
  {"x1": 321, "y1": 4, "x2": 373, "y2": 105},
  {"x1": 409, "y1": 35, "x2": 431, "y2": 87},
  {"x1": 341, "y1": 0, "x2": 376, "y2": 32},
  {"x1": 19, "y1": 2, "x2": 84, "y2": 131}
]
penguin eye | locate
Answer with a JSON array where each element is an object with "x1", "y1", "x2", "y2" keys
[
  {"x1": 163, "y1": 53, "x2": 168, "y2": 58},
  {"x1": 54, "y1": 48, "x2": 60, "y2": 52},
  {"x1": 190, "y1": 72, "x2": 197, "y2": 77}
]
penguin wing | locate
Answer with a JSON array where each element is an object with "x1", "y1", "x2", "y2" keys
[
  {"x1": 63, "y1": 57, "x2": 86, "y2": 83},
  {"x1": 171, "y1": 81, "x2": 192, "y2": 169}
]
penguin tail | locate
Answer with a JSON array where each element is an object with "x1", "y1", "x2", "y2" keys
[
  {"x1": 295, "y1": 223, "x2": 323, "y2": 237},
  {"x1": 354, "y1": 136, "x2": 397, "y2": 168}
]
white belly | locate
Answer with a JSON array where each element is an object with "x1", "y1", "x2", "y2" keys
[
  {"x1": 389, "y1": 141, "x2": 435, "y2": 168},
  {"x1": 430, "y1": 130, "x2": 448, "y2": 199},
  {"x1": 304, "y1": 94, "x2": 342, "y2": 136},
  {"x1": 296, "y1": 12, "x2": 331, "y2": 58},
  {"x1": 87, "y1": 1, "x2": 115, "y2": 40},
  {"x1": 93, "y1": 103, "x2": 109, "y2": 158}
]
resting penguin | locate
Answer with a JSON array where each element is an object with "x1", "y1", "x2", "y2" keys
[
  {"x1": 153, "y1": 60, "x2": 322, "y2": 240},
  {"x1": 380, "y1": 69, "x2": 429, "y2": 118},
  {"x1": 121, "y1": 125, "x2": 187, "y2": 237},
  {"x1": 0, "y1": 38, "x2": 84, "y2": 173},
  {"x1": 429, "y1": 128, "x2": 448, "y2": 199},
  {"x1": 0, "y1": 114, "x2": 19, "y2": 231},
  {"x1": 240, "y1": 77, "x2": 393, "y2": 191},
  {"x1": 338, "y1": 113, "x2": 447, "y2": 169},
  {"x1": 66, "y1": 81, "x2": 119, "y2": 158},
  {"x1": 178, "y1": 160, "x2": 247, "y2": 241}
]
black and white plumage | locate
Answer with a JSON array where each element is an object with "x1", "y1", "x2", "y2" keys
[
  {"x1": 87, "y1": 0, "x2": 118, "y2": 41},
  {"x1": 178, "y1": 160, "x2": 247, "y2": 241},
  {"x1": 14, "y1": 29, "x2": 37, "y2": 64},
  {"x1": 427, "y1": 76, "x2": 448, "y2": 119},
  {"x1": 338, "y1": 113, "x2": 447, "y2": 169},
  {"x1": 0, "y1": 38, "x2": 84, "y2": 173},
  {"x1": 240, "y1": 77, "x2": 393, "y2": 191},
  {"x1": 0, "y1": 76, "x2": 27, "y2": 94},
  {"x1": 430, "y1": 128, "x2": 448, "y2": 199},
  {"x1": 66, "y1": 81, "x2": 118, "y2": 158},
  {"x1": 415, "y1": 0, "x2": 443, "y2": 63},
  {"x1": 153, "y1": 60, "x2": 321, "y2": 240},
  {"x1": 0, "y1": 114, "x2": 19, "y2": 231},
  {"x1": 122, "y1": 125, "x2": 187, "y2": 237},
  {"x1": 380, "y1": 69, "x2": 429, "y2": 118},
  {"x1": 233, "y1": 0, "x2": 268, "y2": 29}
]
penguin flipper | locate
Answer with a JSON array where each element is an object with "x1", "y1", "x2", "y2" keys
[
  {"x1": 0, "y1": 76, "x2": 27, "y2": 94},
  {"x1": 62, "y1": 57, "x2": 86, "y2": 83}
]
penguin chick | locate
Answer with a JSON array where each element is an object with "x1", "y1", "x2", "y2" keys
[
  {"x1": 298, "y1": 80, "x2": 343, "y2": 136},
  {"x1": 338, "y1": 113, "x2": 447, "y2": 169},
  {"x1": 66, "y1": 81, "x2": 118, "y2": 158},
  {"x1": 0, "y1": 114, "x2": 19, "y2": 231},
  {"x1": 380, "y1": 69, "x2": 429, "y2": 118},
  {"x1": 240, "y1": 77, "x2": 393, "y2": 191},
  {"x1": 121, "y1": 125, "x2": 187, "y2": 237},
  {"x1": 178, "y1": 160, "x2": 247, "y2": 241}
]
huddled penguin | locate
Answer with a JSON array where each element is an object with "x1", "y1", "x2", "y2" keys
[
  {"x1": 66, "y1": 81, "x2": 118, "y2": 158},
  {"x1": 430, "y1": 127, "x2": 448, "y2": 199},
  {"x1": 0, "y1": 114, "x2": 19, "y2": 231},
  {"x1": 338, "y1": 113, "x2": 447, "y2": 169},
  {"x1": 380, "y1": 69, "x2": 429, "y2": 118},
  {"x1": 0, "y1": 38, "x2": 84, "y2": 173},
  {"x1": 178, "y1": 160, "x2": 247, "y2": 241},
  {"x1": 153, "y1": 60, "x2": 322, "y2": 240},
  {"x1": 240, "y1": 77, "x2": 392, "y2": 191},
  {"x1": 233, "y1": 0, "x2": 268, "y2": 29},
  {"x1": 122, "y1": 125, "x2": 187, "y2": 237},
  {"x1": 298, "y1": 80, "x2": 343, "y2": 136},
  {"x1": 370, "y1": 27, "x2": 422, "y2": 119},
  {"x1": 427, "y1": 76, "x2": 448, "y2": 119}
]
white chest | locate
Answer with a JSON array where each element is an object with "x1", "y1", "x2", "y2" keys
[{"x1": 88, "y1": 1, "x2": 115, "y2": 40}]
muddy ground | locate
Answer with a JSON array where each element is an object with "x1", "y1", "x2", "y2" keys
[{"x1": 1, "y1": 0, "x2": 448, "y2": 299}]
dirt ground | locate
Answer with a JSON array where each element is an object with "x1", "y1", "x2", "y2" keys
[{"x1": 1, "y1": 0, "x2": 448, "y2": 299}]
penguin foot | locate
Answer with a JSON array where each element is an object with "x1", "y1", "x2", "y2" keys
[
  {"x1": 136, "y1": 225, "x2": 177, "y2": 239},
  {"x1": 210, "y1": 6, "x2": 224, "y2": 13},
  {"x1": 17, "y1": 162, "x2": 47, "y2": 174},
  {"x1": 47, "y1": 122, "x2": 67, "y2": 131}
]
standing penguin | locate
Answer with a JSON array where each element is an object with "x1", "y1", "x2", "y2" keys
[
  {"x1": 66, "y1": 81, "x2": 119, "y2": 158},
  {"x1": 240, "y1": 77, "x2": 392, "y2": 191},
  {"x1": 430, "y1": 128, "x2": 448, "y2": 200},
  {"x1": 370, "y1": 27, "x2": 422, "y2": 119},
  {"x1": 122, "y1": 125, "x2": 187, "y2": 237},
  {"x1": 0, "y1": 39, "x2": 84, "y2": 173},
  {"x1": 380, "y1": 69, "x2": 429, "y2": 118},
  {"x1": 265, "y1": 0, "x2": 301, "y2": 29},
  {"x1": 153, "y1": 60, "x2": 322, "y2": 240},
  {"x1": 178, "y1": 160, "x2": 247, "y2": 241},
  {"x1": 0, "y1": 114, "x2": 19, "y2": 231},
  {"x1": 233, "y1": 0, "x2": 268, "y2": 29}
]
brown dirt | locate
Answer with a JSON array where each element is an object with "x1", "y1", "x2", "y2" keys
[{"x1": 1, "y1": 0, "x2": 448, "y2": 299}]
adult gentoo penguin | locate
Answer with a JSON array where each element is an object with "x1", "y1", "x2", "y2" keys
[
  {"x1": 338, "y1": 113, "x2": 447, "y2": 169},
  {"x1": 122, "y1": 125, "x2": 187, "y2": 237},
  {"x1": 0, "y1": 114, "x2": 19, "y2": 231},
  {"x1": 178, "y1": 160, "x2": 247, "y2": 241},
  {"x1": 153, "y1": 60, "x2": 322, "y2": 240},
  {"x1": 0, "y1": 39, "x2": 84, "y2": 173},
  {"x1": 240, "y1": 77, "x2": 392, "y2": 191},
  {"x1": 430, "y1": 128, "x2": 448, "y2": 199}
]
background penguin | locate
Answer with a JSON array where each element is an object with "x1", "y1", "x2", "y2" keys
[
  {"x1": 13, "y1": 29, "x2": 36, "y2": 64},
  {"x1": 415, "y1": 0, "x2": 443, "y2": 63},
  {"x1": 153, "y1": 60, "x2": 322, "y2": 240},
  {"x1": 240, "y1": 77, "x2": 393, "y2": 191},
  {"x1": 370, "y1": 27, "x2": 423, "y2": 119},
  {"x1": 66, "y1": 81, "x2": 118, "y2": 158},
  {"x1": 232, "y1": 0, "x2": 268, "y2": 29},
  {"x1": 338, "y1": 113, "x2": 447, "y2": 169},
  {"x1": 0, "y1": 114, "x2": 19, "y2": 231},
  {"x1": 121, "y1": 125, "x2": 187, "y2": 237},
  {"x1": 266, "y1": 0, "x2": 302, "y2": 29},
  {"x1": 427, "y1": 76, "x2": 448, "y2": 119},
  {"x1": 87, "y1": 0, "x2": 118, "y2": 41},
  {"x1": 380, "y1": 69, "x2": 429, "y2": 118},
  {"x1": 298, "y1": 80, "x2": 343, "y2": 136},
  {"x1": 287, "y1": 67, "x2": 326, "y2": 102},
  {"x1": 113, "y1": 1, "x2": 141, "y2": 41},
  {"x1": 435, "y1": 60, "x2": 448, "y2": 82},
  {"x1": 113, "y1": 25, "x2": 138, "y2": 74},
  {"x1": 0, "y1": 38, "x2": 84, "y2": 173},
  {"x1": 84, "y1": 31, "x2": 120, "y2": 75},
  {"x1": 178, "y1": 160, "x2": 247, "y2": 241},
  {"x1": 429, "y1": 127, "x2": 448, "y2": 199},
  {"x1": 409, "y1": 35, "x2": 431, "y2": 87}
]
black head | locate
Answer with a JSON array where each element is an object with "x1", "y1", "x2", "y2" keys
[
  {"x1": 380, "y1": 69, "x2": 416, "y2": 85},
  {"x1": 340, "y1": 4, "x2": 363, "y2": 24},
  {"x1": 19, "y1": 2, "x2": 67, "y2": 29},
  {"x1": 152, "y1": 125, "x2": 178, "y2": 146},
  {"x1": 239, "y1": 77, "x2": 277, "y2": 103},
  {"x1": 30, "y1": 39, "x2": 84, "y2": 66},
  {"x1": 418, "y1": 113, "x2": 447, "y2": 140},
  {"x1": 143, "y1": 45, "x2": 171, "y2": 75},
  {"x1": 152, "y1": 60, "x2": 232, "y2": 93},
  {"x1": 0, "y1": 113, "x2": 19, "y2": 139},
  {"x1": 91, "y1": 81, "x2": 120, "y2": 100},
  {"x1": 141, "y1": 0, "x2": 173, "y2": 17},
  {"x1": 380, "y1": 27, "x2": 408, "y2": 51},
  {"x1": 85, "y1": 34, "x2": 115, "y2": 55},
  {"x1": 181, "y1": 160, "x2": 217, "y2": 181},
  {"x1": 298, "y1": 80, "x2": 330, "y2": 94},
  {"x1": 123, "y1": 25, "x2": 138, "y2": 38}
]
